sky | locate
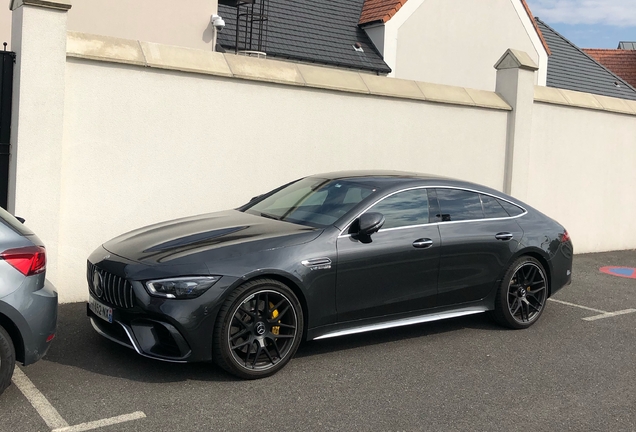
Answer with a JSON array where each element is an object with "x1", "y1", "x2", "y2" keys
[{"x1": 526, "y1": 0, "x2": 636, "y2": 48}]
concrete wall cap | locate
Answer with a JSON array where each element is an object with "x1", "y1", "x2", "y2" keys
[
  {"x1": 495, "y1": 48, "x2": 539, "y2": 71},
  {"x1": 140, "y1": 42, "x2": 232, "y2": 78},
  {"x1": 533, "y1": 86, "x2": 636, "y2": 116},
  {"x1": 625, "y1": 99, "x2": 636, "y2": 114},
  {"x1": 559, "y1": 88, "x2": 605, "y2": 110},
  {"x1": 533, "y1": 85, "x2": 569, "y2": 105},
  {"x1": 361, "y1": 74, "x2": 425, "y2": 100},
  {"x1": 297, "y1": 64, "x2": 369, "y2": 94},
  {"x1": 465, "y1": 88, "x2": 511, "y2": 110},
  {"x1": 67, "y1": 32, "x2": 145, "y2": 66},
  {"x1": 65, "y1": 32, "x2": 512, "y2": 112},
  {"x1": 10, "y1": 0, "x2": 71, "y2": 11},
  {"x1": 416, "y1": 82, "x2": 474, "y2": 107},
  {"x1": 224, "y1": 54, "x2": 305, "y2": 86},
  {"x1": 593, "y1": 94, "x2": 636, "y2": 115}
]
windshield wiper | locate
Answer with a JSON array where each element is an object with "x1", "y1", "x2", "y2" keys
[{"x1": 260, "y1": 212, "x2": 281, "y2": 221}]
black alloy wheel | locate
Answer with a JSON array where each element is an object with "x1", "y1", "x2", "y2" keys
[
  {"x1": 0, "y1": 325, "x2": 15, "y2": 395},
  {"x1": 213, "y1": 279, "x2": 303, "y2": 379},
  {"x1": 493, "y1": 256, "x2": 548, "y2": 329}
]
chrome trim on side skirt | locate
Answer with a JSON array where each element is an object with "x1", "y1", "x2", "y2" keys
[{"x1": 312, "y1": 307, "x2": 488, "y2": 340}]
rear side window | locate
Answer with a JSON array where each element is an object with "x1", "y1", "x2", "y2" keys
[
  {"x1": 367, "y1": 189, "x2": 429, "y2": 229},
  {"x1": 498, "y1": 199, "x2": 524, "y2": 217},
  {"x1": 435, "y1": 189, "x2": 484, "y2": 222},
  {"x1": 481, "y1": 194, "x2": 509, "y2": 219},
  {"x1": 0, "y1": 206, "x2": 34, "y2": 236}
]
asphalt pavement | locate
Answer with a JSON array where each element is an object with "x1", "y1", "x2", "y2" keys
[{"x1": 1, "y1": 250, "x2": 635, "y2": 432}]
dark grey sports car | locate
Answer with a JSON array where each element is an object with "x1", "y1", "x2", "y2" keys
[{"x1": 87, "y1": 171, "x2": 573, "y2": 379}]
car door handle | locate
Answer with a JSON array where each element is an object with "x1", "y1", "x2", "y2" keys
[
  {"x1": 413, "y1": 238, "x2": 434, "y2": 249},
  {"x1": 495, "y1": 232, "x2": 513, "y2": 241}
]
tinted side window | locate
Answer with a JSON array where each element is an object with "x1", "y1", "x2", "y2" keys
[
  {"x1": 367, "y1": 189, "x2": 429, "y2": 229},
  {"x1": 481, "y1": 194, "x2": 509, "y2": 219},
  {"x1": 435, "y1": 189, "x2": 484, "y2": 222},
  {"x1": 498, "y1": 199, "x2": 524, "y2": 217}
]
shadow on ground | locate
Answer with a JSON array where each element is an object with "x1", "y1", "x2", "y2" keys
[{"x1": 42, "y1": 302, "x2": 504, "y2": 384}]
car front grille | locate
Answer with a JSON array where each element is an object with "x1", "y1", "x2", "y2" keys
[{"x1": 87, "y1": 261, "x2": 135, "y2": 309}]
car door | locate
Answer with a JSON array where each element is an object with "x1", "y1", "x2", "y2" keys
[
  {"x1": 335, "y1": 188, "x2": 441, "y2": 322},
  {"x1": 433, "y1": 188, "x2": 523, "y2": 306}
]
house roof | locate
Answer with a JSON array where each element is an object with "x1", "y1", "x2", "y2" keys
[
  {"x1": 216, "y1": 0, "x2": 392, "y2": 75},
  {"x1": 535, "y1": 19, "x2": 636, "y2": 101},
  {"x1": 618, "y1": 42, "x2": 636, "y2": 50},
  {"x1": 583, "y1": 49, "x2": 636, "y2": 89},
  {"x1": 358, "y1": 0, "x2": 406, "y2": 25},
  {"x1": 518, "y1": 0, "x2": 551, "y2": 56}
]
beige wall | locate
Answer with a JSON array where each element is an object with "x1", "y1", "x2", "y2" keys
[
  {"x1": 528, "y1": 102, "x2": 636, "y2": 253},
  {"x1": 8, "y1": 2, "x2": 636, "y2": 303},
  {"x1": 1, "y1": 1, "x2": 10, "y2": 49},
  {"x1": 388, "y1": 0, "x2": 545, "y2": 91},
  {"x1": 1, "y1": 0, "x2": 219, "y2": 51},
  {"x1": 48, "y1": 56, "x2": 509, "y2": 302}
]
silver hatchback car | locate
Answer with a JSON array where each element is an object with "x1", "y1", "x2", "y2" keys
[{"x1": 0, "y1": 207, "x2": 57, "y2": 395}]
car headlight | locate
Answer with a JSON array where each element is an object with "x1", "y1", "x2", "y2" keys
[{"x1": 145, "y1": 276, "x2": 221, "y2": 299}]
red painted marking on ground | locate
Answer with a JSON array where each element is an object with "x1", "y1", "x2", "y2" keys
[{"x1": 599, "y1": 266, "x2": 636, "y2": 279}]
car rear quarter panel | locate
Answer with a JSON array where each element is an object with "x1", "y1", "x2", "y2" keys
[
  {"x1": 0, "y1": 277, "x2": 57, "y2": 365},
  {"x1": 515, "y1": 209, "x2": 572, "y2": 295}
]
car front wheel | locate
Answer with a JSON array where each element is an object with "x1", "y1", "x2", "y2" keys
[
  {"x1": 0, "y1": 325, "x2": 15, "y2": 395},
  {"x1": 213, "y1": 279, "x2": 303, "y2": 379},
  {"x1": 492, "y1": 256, "x2": 548, "y2": 329}
]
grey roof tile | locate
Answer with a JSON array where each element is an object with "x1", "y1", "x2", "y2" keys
[
  {"x1": 536, "y1": 19, "x2": 636, "y2": 101},
  {"x1": 217, "y1": 0, "x2": 391, "y2": 74}
]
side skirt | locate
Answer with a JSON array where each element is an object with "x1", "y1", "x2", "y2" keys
[{"x1": 311, "y1": 306, "x2": 488, "y2": 341}]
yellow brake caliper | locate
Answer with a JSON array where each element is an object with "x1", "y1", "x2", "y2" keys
[{"x1": 269, "y1": 302, "x2": 280, "y2": 335}]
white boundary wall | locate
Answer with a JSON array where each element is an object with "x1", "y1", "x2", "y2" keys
[
  {"x1": 529, "y1": 102, "x2": 636, "y2": 253},
  {"x1": 8, "y1": 3, "x2": 636, "y2": 302},
  {"x1": 54, "y1": 59, "x2": 508, "y2": 302}
]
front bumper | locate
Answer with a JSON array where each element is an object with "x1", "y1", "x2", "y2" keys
[
  {"x1": 86, "y1": 251, "x2": 240, "y2": 363},
  {"x1": 87, "y1": 300, "x2": 193, "y2": 362}
]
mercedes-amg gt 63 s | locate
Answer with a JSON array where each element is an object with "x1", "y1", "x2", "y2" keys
[{"x1": 87, "y1": 171, "x2": 573, "y2": 379}]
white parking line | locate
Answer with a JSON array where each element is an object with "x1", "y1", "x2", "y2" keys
[
  {"x1": 12, "y1": 367, "x2": 146, "y2": 431},
  {"x1": 11, "y1": 367, "x2": 69, "y2": 429},
  {"x1": 548, "y1": 299, "x2": 606, "y2": 313},
  {"x1": 583, "y1": 309, "x2": 636, "y2": 322},
  {"x1": 548, "y1": 299, "x2": 636, "y2": 321},
  {"x1": 52, "y1": 412, "x2": 147, "y2": 432}
]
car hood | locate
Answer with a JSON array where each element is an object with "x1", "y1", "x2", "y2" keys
[{"x1": 103, "y1": 210, "x2": 321, "y2": 265}]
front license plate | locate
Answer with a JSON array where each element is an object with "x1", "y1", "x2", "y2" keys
[{"x1": 89, "y1": 296, "x2": 113, "y2": 323}]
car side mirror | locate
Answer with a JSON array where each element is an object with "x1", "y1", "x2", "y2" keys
[{"x1": 358, "y1": 212, "x2": 385, "y2": 237}]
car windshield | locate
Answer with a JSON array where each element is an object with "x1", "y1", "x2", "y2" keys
[{"x1": 243, "y1": 177, "x2": 377, "y2": 228}]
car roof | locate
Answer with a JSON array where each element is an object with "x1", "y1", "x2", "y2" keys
[
  {"x1": 309, "y1": 170, "x2": 520, "y2": 204},
  {"x1": 312, "y1": 170, "x2": 449, "y2": 184}
]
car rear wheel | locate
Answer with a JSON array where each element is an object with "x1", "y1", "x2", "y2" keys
[
  {"x1": 492, "y1": 256, "x2": 548, "y2": 329},
  {"x1": 0, "y1": 325, "x2": 16, "y2": 395},
  {"x1": 213, "y1": 279, "x2": 303, "y2": 379}
]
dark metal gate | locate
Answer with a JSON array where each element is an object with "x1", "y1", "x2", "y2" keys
[{"x1": 0, "y1": 45, "x2": 15, "y2": 210}]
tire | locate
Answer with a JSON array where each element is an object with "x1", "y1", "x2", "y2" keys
[
  {"x1": 0, "y1": 325, "x2": 16, "y2": 395},
  {"x1": 213, "y1": 278, "x2": 304, "y2": 379},
  {"x1": 492, "y1": 256, "x2": 548, "y2": 329}
]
